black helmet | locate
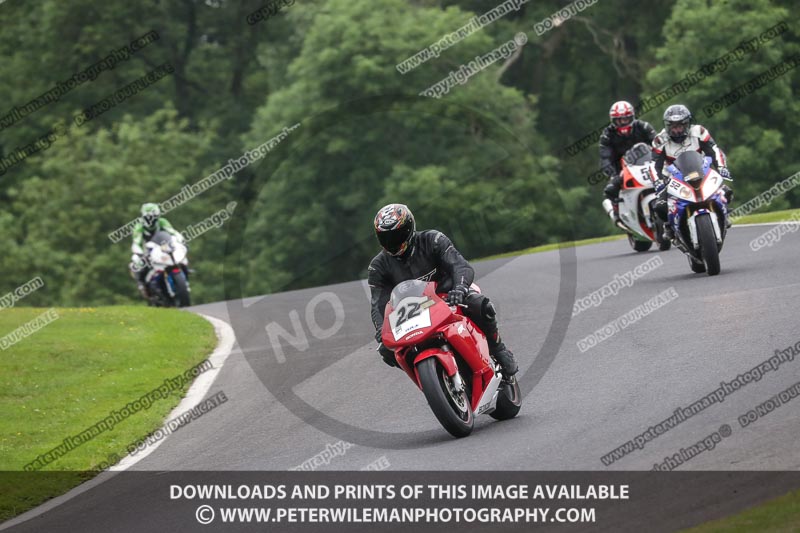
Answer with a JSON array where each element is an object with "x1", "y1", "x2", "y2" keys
[
  {"x1": 374, "y1": 203, "x2": 415, "y2": 256},
  {"x1": 663, "y1": 104, "x2": 692, "y2": 143}
]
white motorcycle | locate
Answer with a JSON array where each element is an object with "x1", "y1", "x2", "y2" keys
[
  {"x1": 602, "y1": 143, "x2": 671, "y2": 252},
  {"x1": 142, "y1": 231, "x2": 191, "y2": 307},
  {"x1": 664, "y1": 151, "x2": 729, "y2": 276}
]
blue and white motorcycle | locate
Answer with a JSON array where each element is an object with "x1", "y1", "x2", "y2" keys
[
  {"x1": 663, "y1": 151, "x2": 730, "y2": 276},
  {"x1": 143, "y1": 231, "x2": 191, "y2": 307}
]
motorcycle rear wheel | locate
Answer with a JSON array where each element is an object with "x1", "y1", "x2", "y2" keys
[
  {"x1": 417, "y1": 358, "x2": 474, "y2": 438},
  {"x1": 628, "y1": 235, "x2": 653, "y2": 252},
  {"x1": 489, "y1": 376, "x2": 521, "y2": 421}
]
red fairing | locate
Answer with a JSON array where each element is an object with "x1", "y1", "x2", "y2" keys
[
  {"x1": 620, "y1": 159, "x2": 645, "y2": 189},
  {"x1": 440, "y1": 320, "x2": 495, "y2": 411},
  {"x1": 380, "y1": 281, "x2": 496, "y2": 409},
  {"x1": 380, "y1": 283, "x2": 455, "y2": 350}
]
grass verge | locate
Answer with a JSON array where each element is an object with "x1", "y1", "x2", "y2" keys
[
  {"x1": 479, "y1": 235, "x2": 626, "y2": 261},
  {"x1": 732, "y1": 207, "x2": 800, "y2": 225},
  {"x1": 682, "y1": 489, "x2": 800, "y2": 532},
  {"x1": 479, "y1": 208, "x2": 800, "y2": 261},
  {"x1": 0, "y1": 306, "x2": 216, "y2": 522}
]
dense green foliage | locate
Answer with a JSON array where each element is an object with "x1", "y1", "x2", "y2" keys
[{"x1": 0, "y1": 0, "x2": 797, "y2": 304}]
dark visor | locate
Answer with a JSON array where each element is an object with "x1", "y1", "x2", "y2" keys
[
  {"x1": 669, "y1": 122, "x2": 686, "y2": 131},
  {"x1": 377, "y1": 225, "x2": 412, "y2": 254}
]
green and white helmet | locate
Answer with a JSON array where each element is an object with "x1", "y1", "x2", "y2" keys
[{"x1": 140, "y1": 203, "x2": 161, "y2": 230}]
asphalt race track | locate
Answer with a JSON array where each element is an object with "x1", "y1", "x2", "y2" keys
[{"x1": 4, "y1": 223, "x2": 800, "y2": 532}]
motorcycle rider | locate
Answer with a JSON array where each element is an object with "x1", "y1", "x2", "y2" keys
[
  {"x1": 129, "y1": 202, "x2": 185, "y2": 300},
  {"x1": 600, "y1": 101, "x2": 658, "y2": 223},
  {"x1": 652, "y1": 104, "x2": 733, "y2": 240},
  {"x1": 368, "y1": 203, "x2": 518, "y2": 376}
]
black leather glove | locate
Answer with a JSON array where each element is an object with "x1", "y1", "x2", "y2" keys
[
  {"x1": 377, "y1": 343, "x2": 398, "y2": 367},
  {"x1": 446, "y1": 285, "x2": 469, "y2": 306}
]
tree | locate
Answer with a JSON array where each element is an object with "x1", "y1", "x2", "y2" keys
[
  {"x1": 237, "y1": 0, "x2": 571, "y2": 295},
  {"x1": 0, "y1": 108, "x2": 224, "y2": 305},
  {"x1": 644, "y1": 0, "x2": 798, "y2": 204}
]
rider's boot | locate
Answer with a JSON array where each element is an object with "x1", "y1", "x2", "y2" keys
[
  {"x1": 662, "y1": 223, "x2": 674, "y2": 241},
  {"x1": 482, "y1": 318, "x2": 518, "y2": 376},
  {"x1": 722, "y1": 185, "x2": 734, "y2": 228},
  {"x1": 466, "y1": 294, "x2": 519, "y2": 376},
  {"x1": 491, "y1": 342, "x2": 518, "y2": 377},
  {"x1": 602, "y1": 198, "x2": 621, "y2": 225},
  {"x1": 654, "y1": 187, "x2": 673, "y2": 240}
]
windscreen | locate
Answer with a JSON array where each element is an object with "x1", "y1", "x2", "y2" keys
[
  {"x1": 673, "y1": 151, "x2": 705, "y2": 179},
  {"x1": 149, "y1": 231, "x2": 173, "y2": 246},
  {"x1": 389, "y1": 279, "x2": 428, "y2": 307},
  {"x1": 624, "y1": 143, "x2": 652, "y2": 166}
]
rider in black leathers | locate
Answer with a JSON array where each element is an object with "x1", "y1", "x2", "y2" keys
[
  {"x1": 600, "y1": 101, "x2": 657, "y2": 222},
  {"x1": 368, "y1": 203, "x2": 518, "y2": 376}
]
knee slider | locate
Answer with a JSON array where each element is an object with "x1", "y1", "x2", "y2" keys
[
  {"x1": 464, "y1": 292, "x2": 485, "y2": 316},
  {"x1": 483, "y1": 300, "x2": 497, "y2": 320},
  {"x1": 470, "y1": 295, "x2": 496, "y2": 320}
]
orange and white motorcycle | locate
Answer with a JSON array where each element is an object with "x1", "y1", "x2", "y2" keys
[{"x1": 602, "y1": 143, "x2": 671, "y2": 252}]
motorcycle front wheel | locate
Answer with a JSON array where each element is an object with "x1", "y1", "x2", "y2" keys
[
  {"x1": 417, "y1": 358, "x2": 474, "y2": 438},
  {"x1": 696, "y1": 214, "x2": 721, "y2": 276},
  {"x1": 170, "y1": 271, "x2": 192, "y2": 307}
]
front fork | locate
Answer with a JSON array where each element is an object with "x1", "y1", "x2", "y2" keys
[
  {"x1": 670, "y1": 202, "x2": 726, "y2": 251},
  {"x1": 411, "y1": 345, "x2": 459, "y2": 390},
  {"x1": 687, "y1": 211, "x2": 723, "y2": 248}
]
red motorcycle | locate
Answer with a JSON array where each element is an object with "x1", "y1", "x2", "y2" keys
[{"x1": 381, "y1": 280, "x2": 521, "y2": 438}]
